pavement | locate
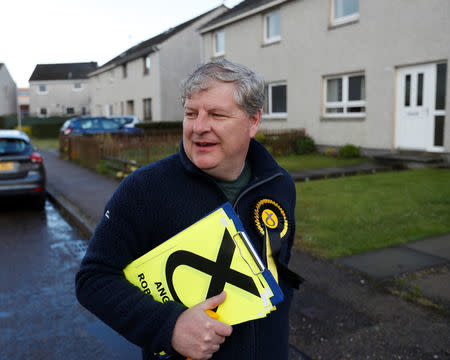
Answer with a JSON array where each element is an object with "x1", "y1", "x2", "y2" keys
[{"x1": 40, "y1": 149, "x2": 450, "y2": 359}]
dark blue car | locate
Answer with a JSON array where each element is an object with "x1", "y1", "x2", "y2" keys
[{"x1": 59, "y1": 116, "x2": 143, "y2": 137}]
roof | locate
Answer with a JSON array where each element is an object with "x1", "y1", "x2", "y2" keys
[
  {"x1": 29, "y1": 62, "x2": 98, "y2": 81},
  {"x1": 0, "y1": 129, "x2": 30, "y2": 142},
  {"x1": 93, "y1": 5, "x2": 225, "y2": 75},
  {"x1": 200, "y1": 0, "x2": 289, "y2": 31}
]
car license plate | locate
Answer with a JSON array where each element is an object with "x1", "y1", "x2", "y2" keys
[{"x1": 0, "y1": 162, "x2": 14, "y2": 171}]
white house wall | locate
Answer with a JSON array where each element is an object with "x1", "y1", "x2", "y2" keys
[
  {"x1": 29, "y1": 80, "x2": 90, "y2": 117},
  {"x1": 90, "y1": 6, "x2": 226, "y2": 122},
  {"x1": 0, "y1": 65, "x2": 17, "y2": 116},
  {"x1": 202, "y1": 0, "x2": 450, "y2": 152},
  {"x1": 90, "y1": 52, "x2": 161, "y2": 120}
]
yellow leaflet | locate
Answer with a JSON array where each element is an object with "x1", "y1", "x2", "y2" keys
[{"x1": 123, "y1": 207, "x2": 271, "y2": 325}]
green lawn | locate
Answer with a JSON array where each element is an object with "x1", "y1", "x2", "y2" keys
[
  {"x1": 31, "y1": 137, "x2": 59, "y2": 151},
  {"x1": 275, "y1": 154, "x2": 369, "y2": 171},
  {"x1": 295, "y1": 169, "x2": 450, "y2": 258}
]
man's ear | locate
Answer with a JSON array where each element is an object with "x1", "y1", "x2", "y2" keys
[{"x1": 249, "y1": 109, "x2": 262, "y2": 138}]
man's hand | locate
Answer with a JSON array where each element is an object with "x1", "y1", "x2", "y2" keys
[{"x1": 171, "y1": 291, "x2": 233, "y2": 360}]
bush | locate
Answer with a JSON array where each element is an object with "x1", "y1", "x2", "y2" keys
[
  {"x1": 14, "y1": 125, "x2": 32, "y2": 137},
  {"x1": 254, "y1": 132, "x2": 266, "y2": 144},
  {"x1": 295, "y1": 136, "x2": 316, "y2": 155},
  {"x1": 136, "y1": 121, "x2": 183, "y2": 130},
  {"x1": 31, "y1": 123, "x2": 64, "y2": 138},
  {"x1": 338, "y1": 144, "x2": 360, "y2": 158}
]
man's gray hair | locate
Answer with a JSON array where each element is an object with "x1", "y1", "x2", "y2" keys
[{"x1": 181, "y1": 59, "x2": 265, "y2": 117}]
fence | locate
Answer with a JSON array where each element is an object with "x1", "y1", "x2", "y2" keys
[
  {"x1": 65, "y1": 129, "x2": 182, "y2": 171},
  {"x1": 64, "y1": 128, "x2": 307, "y2": 173}
]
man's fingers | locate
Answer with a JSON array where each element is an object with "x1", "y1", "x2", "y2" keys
[{"x1": 200, "y1": 291, "x2": 227, "y2": 311}]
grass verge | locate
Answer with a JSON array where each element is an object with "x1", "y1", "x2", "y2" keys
[
  {"x1": 294, "y1": 168, "x2": 450, "y2": 258},
  {"x1": 276, "y1": 153, "x2": 369, "y2": 171},
  {"x1": 31, "y1": 137, "x2": 59, "y2": 151}
]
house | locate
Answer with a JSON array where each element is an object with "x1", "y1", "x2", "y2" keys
[
  {"x1": 200, "y1": 0, "x2": 450, "y2": 155},
  {"x1": 0, "y1": 63, "x2": 17, "y2": 116},
  {"x1": 88, "y1": 5, "x2": 226, "y2": 122},
  {"x1": 17, "y1": 88, "x2": 30, "y2": 118},
  {"x1": 29, "y1": 62, "x2": 98, "y2": 117}
]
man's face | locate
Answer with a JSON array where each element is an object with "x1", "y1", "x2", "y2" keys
[{"x1": 183, "y1": 81, "x2": 261, "y2": 181}]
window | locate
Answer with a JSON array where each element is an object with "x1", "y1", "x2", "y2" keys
[
  {"x1": 331, "y1": 0, "x2": 359, "y2": 26},
  {"x1": 39, "y1": 108, "x2": 47, "y2": 117},
  {"x1": 324, "y1": 73, "x2": 366, "y2": 117},
  {"x1": 73, "y1": 82, "x2": 82, "y2": 91},
  {"x1": 143, "y1": 98, "x2": 152, "y2": 121},
  {"x1": 264, "y1": 10, "x2": 281, "y2": 44},
  {"x1": 38, "y1": 84, "x2": 47, "y2": 94},
  {"x1": 263, "y1": 82, "x2": 287, "y2": 117},
  {"x1": 66, "y1": 107, "x2": 74, "y2": 115},
  {"x1": 126, "y1": 100, "x2": 134, "y2": 115},
  {"x1": 213, "y1": 30, "x2": 225, "y2": 56},
  {"x1": 122, "y1": 63, "x2": 127, "y2": 78},
  {"x1": 81, "y1": 106, "x2": 87, "y2": 115},
  {"x1": 144, "y1": 55, "x2": 151, "y2": 74}
]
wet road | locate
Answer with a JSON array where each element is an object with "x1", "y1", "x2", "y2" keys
[{"x1": 0, "y1": 198, "x2": 141, "y2": 360}]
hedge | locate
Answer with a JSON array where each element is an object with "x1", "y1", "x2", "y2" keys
[{"x1": 0, "y1": 116, "x2": 69, "y2": 138}]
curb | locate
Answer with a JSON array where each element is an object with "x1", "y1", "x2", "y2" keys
[{"x1": 46, "y1": 186, "x2": 95, "y2": 239}]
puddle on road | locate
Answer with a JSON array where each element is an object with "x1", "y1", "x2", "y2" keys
[{"x1": 45, "y1": 201, "x2": 88, "y2": 264}]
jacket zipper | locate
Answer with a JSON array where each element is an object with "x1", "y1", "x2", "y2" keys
[{"x1": 233, "y1": 172, "x2": 283, "y2": 360}]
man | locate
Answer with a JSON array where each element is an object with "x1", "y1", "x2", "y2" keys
[{"x1": 76, "y1": 59, "x2": 298, "y2": 360}]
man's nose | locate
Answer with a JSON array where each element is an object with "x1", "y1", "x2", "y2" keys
[{"x1": 193, "y1": 110, "x2": 211, "y2": 133}]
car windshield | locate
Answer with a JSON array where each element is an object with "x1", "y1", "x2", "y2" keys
[{"x1": 0, "y1": 138, "x2": 29, "y2": 155}]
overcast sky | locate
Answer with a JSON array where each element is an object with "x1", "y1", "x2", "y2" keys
[{"x1": 0, "y1": 0, "x2": 242, "y2": 88}]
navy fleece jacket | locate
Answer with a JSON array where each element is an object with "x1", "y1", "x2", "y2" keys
[{"x1": 75, "y1": 139, "x2": 297, "y2": 360}]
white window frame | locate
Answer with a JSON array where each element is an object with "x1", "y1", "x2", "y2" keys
[
  {"x1": 264, "y1": 9, "x2": 281, "y2": 44},
  {"x1": 213, "y1": 30, "x2": 225, "y2": 57},
  {"x1": 37, "y1": 84, "x2": 47, "y2": 94},
  {"x1": 73, "y1": 82, "x2": 83, "y2": 91},
  {"x1": 263, "y1": 82, "x2": 287, "y2": 118},
  {"x1": 323, "y1": 72, "x2": 366, "y2": 118},
  {"x1": 330, "y1": 0, "x2": 359, "y2": 26}
]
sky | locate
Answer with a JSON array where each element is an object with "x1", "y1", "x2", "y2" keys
[{"x1": 0, "y1": 0, "x2": 243, "y2": 88}]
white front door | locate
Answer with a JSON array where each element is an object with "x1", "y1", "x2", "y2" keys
[{"x1": 396, "y1": 63, "x2": 436, "y2": 150}]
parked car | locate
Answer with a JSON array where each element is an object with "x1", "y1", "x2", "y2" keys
[
  {"x1": 59, "y1": 116, "x2": 144, "y2": 152},
  {"x1": 0, "y1": 130, "x2": 46, "y2": 210},
  {"x1": 108, "y1": 115, "x2": 141, "y2": 128},
  {"x1": 59, "y1": 116, "x2": 143, "y2": 137}
]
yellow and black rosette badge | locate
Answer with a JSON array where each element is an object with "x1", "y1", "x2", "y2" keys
[{"x1": 253, "y1": 198, "x2": 289, "y2": 239}]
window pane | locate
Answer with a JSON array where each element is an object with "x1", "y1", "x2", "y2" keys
[
  {"x1": 326, "y1": 107, "x2": 344, "y2": 113},
  {"x1": 417, "y1": 73, "x2": 423, "y2": 106},
  {"x1": 144, "y1": 98, "x2": 152, "y2": 120},
  {"x1": 271, "y1": 84, "x2": 286, "y2": 113},
  {"x1": 405, "y1": 74, "x2": 411, "y2": 107},
  {"x1": 348, "y1": 75, "x2": 365, "y2": 101},
  {"x1": 334, "y1": 0, "x2": 359, "y2": 18},
  {"x1": 347, "y1": 106, "x2": 365, "y2": 113},
  {"x1": 436, "y1": 63, "x2": 447, "y2": 110},
  {"x1": 267, "y1": 11, "x2": 280, "y2": 39},
  {"x1": 327, "y1": 78, "x2": 342, "y2": 102},
  {"x1": 215, "y1": 31, "x2": 225, "y2": 54},
  {"x1": 434, "y1": 116, "x2": 445, "y2": 146}
]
